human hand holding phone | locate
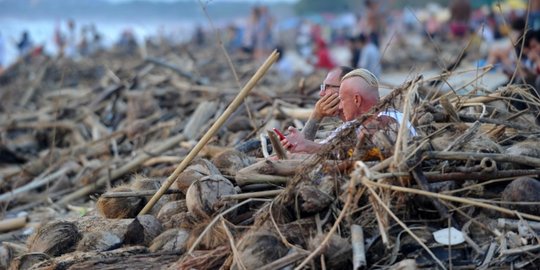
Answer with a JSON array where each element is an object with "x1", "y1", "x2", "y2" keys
[{"x1": 273, "y1": 128, "x2": 286, "y2": 140}]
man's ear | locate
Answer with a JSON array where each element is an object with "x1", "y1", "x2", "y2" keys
[{"x1": 354, "y1": 94, "x2": 363, "y2": 108}]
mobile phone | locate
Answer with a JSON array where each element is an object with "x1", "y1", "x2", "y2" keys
[{"x1": 273, "y1": 128, "x2": 286, "y2": 140}]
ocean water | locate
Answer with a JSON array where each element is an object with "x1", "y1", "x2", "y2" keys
[{"x1": 0, "y1": 18, "x2": 197, "y2": 66}]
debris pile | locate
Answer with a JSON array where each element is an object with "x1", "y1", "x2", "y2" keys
[{"x1": 2, "y1": 44, "x2": 540, "y2": 270}]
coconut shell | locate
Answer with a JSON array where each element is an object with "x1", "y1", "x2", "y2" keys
[
  {"x1": 131, "y1": 175, "x2": 178, "y2": 215},
  {"x1": 186, "y1": 222, "x2": 228, "y2": 250},
  {"x1": 123, "y1": 215, "x2": 163, "y2": 246},
  {"x1": 185, "y1": 175, "x2": 236, "y2": 220},
  {"x1": 163, "y1": 212, "x2": 199, "y2": 230},
  {"x1": 157, "y1": 200, "x2": 188, "y2": 225},
  {"x1": 27, "y1": 221, "x2": 81, "y2": 257},
  {"x1": 501, "y1": 177, "x2": 540, "y2": 215},
  {"x1": 176, "y1": 159, "x2": 221, "y2": 192},
  {"x1": 506, "y1": 140, "x2": 540, "y2": 159},
  {"x1": 149, "y1": 228, "x2": 190, "y2": 252},
  {"x1": 211, "y1": 149, "x2": 255, "y2": 177},
  {"x1": 75, "y1": 215, "x2": 132, "y2": 239},
  {"x1": 96, "y1": 186, "x2": 145, "y2": 219},
  {"x1": 232, "y1": 230, "x2": 288, "y2": 270},
  {"x1": 8, "y1": 252, "x2": 50, "y2": 270},
  {"x1": 76, "y1": 231, "x2": 122, "y2": 252},
  {"x1": 308, "y1": 234, "x2": 351, "y2": 269},
  {"x1": 226, "y1": 116, "x2": 252, "y2": 132}
]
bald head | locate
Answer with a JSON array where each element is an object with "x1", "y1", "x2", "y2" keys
[{"x1": 338, "y1": 69, "x2": 380, "y2": 121}]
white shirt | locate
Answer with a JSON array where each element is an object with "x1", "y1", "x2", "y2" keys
[{"x1": 319, "y1": 109, "x2": 416, "y2": 145}]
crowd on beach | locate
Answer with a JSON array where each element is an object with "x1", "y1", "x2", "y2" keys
[{"x1": 2, "y1": 0, "x2": 540, "y2": 90}]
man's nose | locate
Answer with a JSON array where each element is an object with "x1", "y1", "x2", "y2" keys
[{"x1": 319, "y1": 88, "x2": 326, "y2": 97}]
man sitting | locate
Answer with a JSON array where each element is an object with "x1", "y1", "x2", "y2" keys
[
  {"x1": 302, "y1": 66, "x2": 354, "y2": 141},
  {"x1": 281, "y1": 68, "x2": 415, "y2": 154}
]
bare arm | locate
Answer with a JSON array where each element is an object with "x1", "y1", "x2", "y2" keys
[{"x1": 302, "y1": 93, "x2": 340, "y2": 140}]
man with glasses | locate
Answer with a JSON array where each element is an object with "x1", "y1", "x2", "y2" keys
[
  {"x1": 301, "y1": 66, "x2": 354, "y2": 141},
  {"x1": 281, "y1": 68, "x2": 415, "y2": 154}
]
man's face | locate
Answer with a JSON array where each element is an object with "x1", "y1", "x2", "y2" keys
[
  {"x1": 319, "y1": 69, "x2": 341, "y2": 97},
  {"x1": 338, "y1": 80, "x2": 361, "y2": 122}
]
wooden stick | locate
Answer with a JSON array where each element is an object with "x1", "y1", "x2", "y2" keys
[
  {"x1": 267, "y1": 130, "x2": 288, "y2": 160},
  {"x1": 498, "y1": 218, "x2": 540, "y2": 230},
  {"x1": 232, "y1": 173, "x2": 290, "y2": 186},
  {"x1": 351, "y1": 224, "x2": 366, "y2": 270},
  {"x1": 0, "y1": 163, "x2": 78, "y2": 202},
  {"x1": 57, "y1": 133, "x2": 185, "y2": 206},
  {"x1": 0, "y1": 216, "x2": 28, "y2": 233},
  {"x1": 139, "y1": 50, "x2": 279, "y2": 215},
  {"x1": 101, "y1": 189, "x2": 183, "y2": 198},
  {"x1": 221, "y1": 190, "x2": 282, "y2": 200},
  {"x1": 425, "y1": 151, "x2": 540, "y2": 168},
  {"x1": 362, "y1": 177, "x2": 540, "y2": 222},
  {"x1": 260, "y1": 251, "x2": 307, "y2": 270}
]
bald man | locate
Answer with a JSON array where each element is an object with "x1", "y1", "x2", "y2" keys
[
  {"x1": 281, "y1": 68, "x2": 415, "y2": 154},
  {"x1": 302, "y1": 66, "x2": 354, "y2": 140}
]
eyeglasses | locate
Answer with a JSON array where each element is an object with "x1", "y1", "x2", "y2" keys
[{"x1": 320, "y1": 83, "x2": 340, "y2": 92}]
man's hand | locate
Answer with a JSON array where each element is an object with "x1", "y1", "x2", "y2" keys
[
  {"x1": 280, "y1": 126, "x2": 322, "y2": 154},
  {"x1": 313, "y1": 93, "x2": 340, "y2": 120}
]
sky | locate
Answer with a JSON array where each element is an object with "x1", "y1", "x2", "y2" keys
[{"x1": 106, "y1": 0, "x2": 298, "y2": 3}]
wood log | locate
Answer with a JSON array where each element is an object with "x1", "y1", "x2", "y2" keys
[{"x1": 0, "y1": 217, "x2": 28, "y2": 233}]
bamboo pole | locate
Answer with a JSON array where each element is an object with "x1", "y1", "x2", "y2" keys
[
  {"x1": 0, "y1": 216, "x2": 28, "y2": 233},
  {"x1": 139, "y1": 50, "x2": 279, "y2": 215}
]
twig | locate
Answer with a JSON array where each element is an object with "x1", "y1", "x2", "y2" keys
[
  {"x1": 363, "y1": 174, "x2": 447, "y2": 269},
  {"x1": 139, "y1": 50, "x2": 279, "y2": 215},
  {"x1": 294, "y1": 158, "x2": 357, "y2": 270},
  {"x1": 351, "y1": 224, "x2": 366, "y2": 270},
  {"x1": 425, "y1": 151, "x2": 540, "y2": 168},
  {"x1": 101, "y1": 189, "x2": 183, "y2": 198},
  {"x1": 57, "y1": 133, "x2": 186, "y2": 206},
  {"x1": 363, "y1": 178, "x2": 540, "y2": 222},
  {"x1": 443, "y1": 121, "x2": 480, "y2": 152},
  {"x1": 221, "y1": 190, "x2": 282, "y2": 200},
  {"x1": 259, "y1": 250, "x2": 307, "y2": 270},
  {"x1": 187, "y1": 198, "x2": 271, "y2": 254},
  {"x1": 0, "y1": 163, "x2": 78, "y2": 202},
  {"x1": 221, "y1": 218, "x2": 247, "y2": 270},
  {"x1": 267, "y1": 130, "x2": 288, "y2": 160}
]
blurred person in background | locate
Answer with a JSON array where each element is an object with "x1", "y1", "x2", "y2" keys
[
  {"x1": 16, "y1": 31, "x2": 33, "y2": 56},
  {"x1": 65, "y1": 19, "x2": 78, "y2": 58},
  {"x1": 359, "y1": 0, "x2": 384, "y2": 47},
  {"x1": 357, "y1": 34, "x2": 380, "y2": 78},
  {"x1": 314, "y1": 38, "x2": 335, "y2": 70},
  {"x1": 54, "y1": 22, "x2": 66, "y2": 57},
  {"x1": 347, "y1": 36, "x2": 361, "y2": 68},
  {"x1": 449, "y1": 0, "x2": 472, "y2": 39}
]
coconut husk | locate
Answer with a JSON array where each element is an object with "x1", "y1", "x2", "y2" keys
[
  {"x1": 185, "y1": 175, "x2": 237, "y2": 220},
  {"x1": 176, "y1": 158, "x2": 222, "y2": 192},
  {"x1": 8, "y1": 252, "x2": 50, "y2": 270},
  {"x1": 76, "y1": 231, "x2": 122, "y2": 252},
  {"x1": 0, "y1": 242, "x2": 27, "y2": 269},
  {"x1": 186, "y1": 221, "x2": 228, "y2": 251},
  {"x1": 27, "y1": 221, "x2": 81, "y2": 257},
  {"x1": 308, "y1": 234, "x2": 351, "y2": 269},
  {"x1": 157, "y1": 200, "x2": 188, "y2": 225},
  {"x1": 501, "y1": 177, "x2": 540, "y2": 216},
  {"x1": 149, "y1": 228, "x2": 190, "y2": 252},
  {"x1": 232, "y1": 230, "x2": 288, "y2": 270},
  {"x1": 211, "y1": 149, "x2": 255, "y2": 177},
  {"x1": 96, "y1": 186, "x2": 145, "y2": 219},
  {"x1": 162, "y1": 211, "x2": 199, "y2": 230},
  {"x1": 123, "y1": 215, "x2": 163, "y2": 246}
]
